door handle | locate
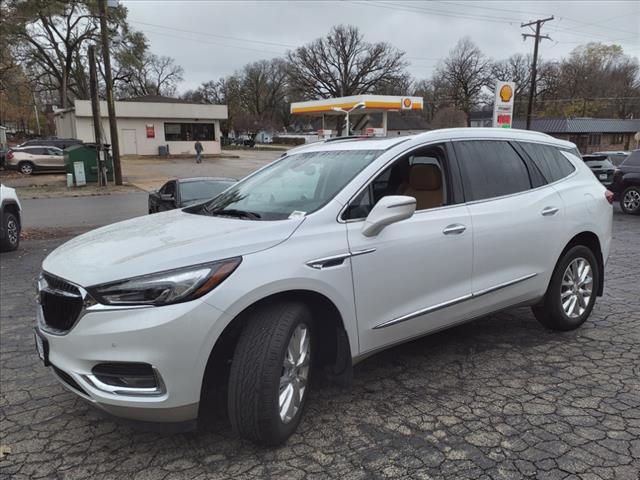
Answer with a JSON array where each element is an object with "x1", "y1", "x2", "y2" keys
[
  {"x1": 443, "y1": 224, "x2": 466, "y2": 235},
  {"x1": 541, "y1": 206, "x2": 559, "y2": 216}
]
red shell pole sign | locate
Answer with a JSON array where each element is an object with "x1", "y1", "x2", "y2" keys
[
  {"x1": 146, "y1": 124, "x2": 155, "y2": 138},
  {"x1": 493, "y1": 82, "x2": 515, "y2": 128}
]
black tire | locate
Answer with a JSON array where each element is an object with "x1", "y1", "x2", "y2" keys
[
  {"x1": 0, "y1": 212, "x2": 20, "y2": 252},
  {"x1": 532, "y1": 245, "x2": 600, "y2": 331},
  {"x1": 18, "y1": 161, "x2": 34, "y2": 175},
  {"x1": 228, "y1": 301, "x2": 312, "y2": 445},
  {"x1": 620, "y1": 186, "x2": 640, "y2": 215}
]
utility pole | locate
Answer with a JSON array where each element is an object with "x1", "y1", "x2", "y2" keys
[
  {"x1": 99, "y1": 0, "x2": 122, "y2": 185},
  {"x1": 32, "y1": 93, "x2": 41, "y2": 136},
  {"x1": 522, "y1": 16, "x2": 553, "y2": 130},
  {"x1": 88, "y1": 45, "x2": 107, "y2": 186}
]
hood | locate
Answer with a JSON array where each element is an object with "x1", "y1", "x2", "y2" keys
[{"x1": 43, "y1": 209, "x2": 304, "y2": 286}]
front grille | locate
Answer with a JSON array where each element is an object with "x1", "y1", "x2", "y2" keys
[
  {"x1": 40, "y1": 273, "x2": 84, "y2": 333},
  {"x1": 52, "y1": 365, "x2": 87, "y2": 395}
]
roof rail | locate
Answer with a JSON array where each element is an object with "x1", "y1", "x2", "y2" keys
[{"x1": 323, "y1": 135, "x2": 370, "y2": 143}]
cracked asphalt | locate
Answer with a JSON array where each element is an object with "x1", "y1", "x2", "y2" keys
[{"x1": 1, "y1": 210, "x2": 639, "y2": 480}]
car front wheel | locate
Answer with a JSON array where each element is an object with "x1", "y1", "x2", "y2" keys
[
  {"x1": 620, "y1": 186, "x2": 640, "y2": 215},
  {"x1": 532, "y1": 245, "x2": 599, "y2": 331},
  {"x1": 227, "y1": 301, "x2": 312, "y2": 445},
  {"x1": 1, "y1": 212, "x2": 20, "y2": 252}
]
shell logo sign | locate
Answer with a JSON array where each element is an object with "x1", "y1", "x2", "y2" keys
[
  {"x1": 499, "y1": 84, "x2": 513, "y2": 103},
  {"x1": 493, "y1": 81, "x2": 516, "y2": 128},
  {"x1": 401, "y1": 97, "x2": 413, "y2": 110}
]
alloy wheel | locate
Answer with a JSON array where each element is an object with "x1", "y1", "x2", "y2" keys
[
  {"x1": 623, "y1": 189, "x2": 640, "y2": 212},
  {"x1": 279, "y1": 324, "x2": 310, "y2": 424},
  {"x1": 20, "y1": 163, "x2": 33, "y2": 175},
  {"x1": 560, "y1": 257, "x2": 593, "y2": 318},
  {"x1": 6, "y1": 218, "x2": 18, "y2": 246}
]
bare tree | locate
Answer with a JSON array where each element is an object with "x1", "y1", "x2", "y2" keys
[
  {"x1": 287, "y1": 24, "x2": 408, "y2": 99},
  {"x1": 117, "y1": 53, "x2": 184, "y2": 97},
  {"x1": 7, "y1": 0, "x2": 101, "y2": 107},
  {"x1": 434, "y1": 37, "x2": 492, "y2": 125}
]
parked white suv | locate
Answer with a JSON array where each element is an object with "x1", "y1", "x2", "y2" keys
[{"x1": 35, "y1": 128, "x2": 613, "y2": 445}]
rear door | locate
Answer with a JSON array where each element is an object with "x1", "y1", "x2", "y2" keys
[{"x1": 452, "y1": 139, "x2": 566, "y2": 311}]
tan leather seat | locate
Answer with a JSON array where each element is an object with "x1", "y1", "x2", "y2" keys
[{"x1": 403, "y1": 164, "x2": 443, "y2": 210}]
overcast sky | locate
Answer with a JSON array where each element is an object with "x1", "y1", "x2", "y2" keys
[{"x1": 122, "y1": 0, "x2": 640, "y2": 93}]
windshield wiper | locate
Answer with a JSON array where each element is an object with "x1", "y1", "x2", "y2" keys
[{"x1": 209, "y1": 208, "x2": 262, "y2": 219}]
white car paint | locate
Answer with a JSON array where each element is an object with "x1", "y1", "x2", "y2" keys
[{"x1": 36, "y1": 128, "x2": 612, "y2": 424}]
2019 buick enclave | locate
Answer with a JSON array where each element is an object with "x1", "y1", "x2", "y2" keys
[{"x1": 35, "y1": 128, "x2": 613, "y2": 445}]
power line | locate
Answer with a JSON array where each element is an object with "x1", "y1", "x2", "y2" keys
[
  {"x1": 433, "y1": 1, "x2": 638, "y2": 38},
  {"x1": 130, "y1": 20, "x2": 298, "y2": 49},
  {"x1": 141, "y1": 28, "x2": 285, "y2": 55},
  {"x1": 349, "y1": 1, "x2": 525, "y2": 24}
]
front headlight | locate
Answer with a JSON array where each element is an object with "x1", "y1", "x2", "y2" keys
[{"x1": 88, "y1": 257, "x2": 241, "y2": 306}]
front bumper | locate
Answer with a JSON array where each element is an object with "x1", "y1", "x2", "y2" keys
[{"x1": 36, "y1": 296, "x2": 230, "y2": 423}]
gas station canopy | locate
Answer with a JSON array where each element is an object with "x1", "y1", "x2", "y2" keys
[{"x1": 290, "y1": 94, "x2": 423, "y2": 115}]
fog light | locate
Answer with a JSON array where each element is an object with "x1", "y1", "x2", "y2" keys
[{"x1": 83, "y1": 363, "x2": 165, "y2": 396}]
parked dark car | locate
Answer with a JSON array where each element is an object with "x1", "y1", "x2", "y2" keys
[
  {"x1": 592, "y1": 151, "x2": 630, "y2": 166},
  {"x1": 611, "y1": 149, "x2": 640, "y2": 215},
  {"x1": 581, "y1": 154, "x2": 616, "y2": 187},
  {"x1": 19, "y1": 137, "x2": 82, "y2": 150},
  {"x1": 148, "y1": 177, "x2": 237, "y2": 213}
]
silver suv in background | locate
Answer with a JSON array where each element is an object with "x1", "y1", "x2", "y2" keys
[{"x1": 6, "y1": 146, "x2": 64, "y2": 175}]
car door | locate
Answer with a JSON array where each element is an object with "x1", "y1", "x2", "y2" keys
[
  {"x1": 45, "y1": 148, "x2": 64, "y2": 168},
  {"x1": 344, "y1": 142, "x2": 474, "y2": 354},
  {"x1": 452, "y1": 139, "x2": 566, "y2": 313},
  {"x1": 29, "y1": 147, "x2": 53, "y2": 168}
]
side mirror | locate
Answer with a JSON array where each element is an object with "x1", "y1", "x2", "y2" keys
[
  {"x1": 160, "y1": 193, "x2": 175, "y2": 202},
  {"x1": 361, "y1": 195, "x2": 416, "y2": 237}
]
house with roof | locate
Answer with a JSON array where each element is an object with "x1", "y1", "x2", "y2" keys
[{"x1": 54, "y1": 95, "x2": 228, "y2": 156}]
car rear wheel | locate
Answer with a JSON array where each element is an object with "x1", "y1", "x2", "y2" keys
[
  {"x1": 18, "y1": 161, "x2": 34, "y2": 175},
  {"x1": 1, "y1": 212, "x2": 20, "y2": 252},
  {"x1": 532, "y1": 245, "x2": 599, "y2": 331},
  {"x1": 227, "y1": 301, "x2": 312, "y2": 445},
  {"x1": 620, "y1": 186, "x2": 640, "y2": 215}
]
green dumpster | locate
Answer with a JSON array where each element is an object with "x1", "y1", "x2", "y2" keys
[{"x1": 64, "y1": 144, "x2": 114, "y2": 183}]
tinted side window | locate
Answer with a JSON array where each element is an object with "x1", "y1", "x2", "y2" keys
[
  {"x1": 26, "y1": 147, "x2": 45, "y2": 155},
  {"x1": 454, "y1": 140, "x2": 532, "y2": 202},
  {"x1": 518, "y1": 142, "x2": 576, "y2": 182}
]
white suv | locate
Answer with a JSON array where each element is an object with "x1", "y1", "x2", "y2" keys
[{"x1": 35, "y1": 128, "x2": 613, "y2": 445}]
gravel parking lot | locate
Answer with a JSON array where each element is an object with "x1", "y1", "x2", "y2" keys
[{"x1": 1, "y1": 210, "x2": 639, "y2": 480}]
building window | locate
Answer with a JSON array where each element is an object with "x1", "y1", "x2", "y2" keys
[
  {"x1": 164, "y1": 123, "x2": 215, "y2": 141},
  {"x1": 588, "y1": 133, "x2": 601, "y2": 146},
  {"x1": 611, "y1": 133, "x2": 624, "y2": 145}
]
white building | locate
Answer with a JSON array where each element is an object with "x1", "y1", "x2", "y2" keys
[{"x1": 54, "y1": 95, "x2": 228, "y2": 156}]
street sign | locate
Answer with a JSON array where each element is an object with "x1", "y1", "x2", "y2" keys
[{"x1": 493, "y1": 82, "x2": 516, "y2": 128}]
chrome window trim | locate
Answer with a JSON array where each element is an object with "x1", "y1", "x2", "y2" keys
[{"x1": 373, "y1": 273, "x2": 537, "y2": 330}]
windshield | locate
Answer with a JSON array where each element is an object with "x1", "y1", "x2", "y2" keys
[
  {"x1": 186, "y1": 149, "x2": 382, "y2": 220},
  {"x1": 180, "y1": 180, "x2": 235, "y2": 202}
]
